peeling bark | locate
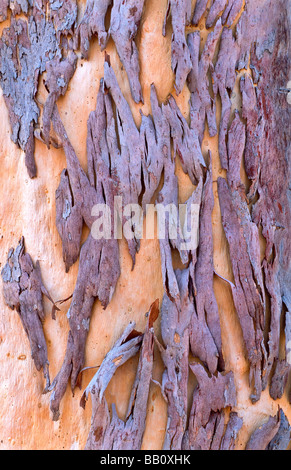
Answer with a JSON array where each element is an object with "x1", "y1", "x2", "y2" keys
[
  {"x1": 49, "y1": 0, "x2": 77, "y2": 43},
  {"x1": 192, "y1": 167, "x2": 224, "y2": 371},
  {"x1": 218, "y1": 176, "x2": 266, "y2": 403},
  {"x1": 76, "y1": 0, "x2": 112, "y2": 56},
  {"x1": 155, "y1": 272, "x2": 191, "y2": 450},
  {"x1": 1, "y1": 237, "x2": 57, "y2": 392},
  {"x1": 163, "y1": 95, "x2": 204, "y2": 185},
  {"x1": 109, "y1": 0, "x2": 145, "y2": 103},
  {"x1": 0, "y1": 14, "x2": 59, "y2": 177},
  {"x1": 183, "y1": 363, "x2": 236, "y2": 449},
  {"x1": 104, "y1": 59, "x2": 143, "y2": 264},
  {"x1": 212, "y1": 27, "x2": 239, "y2": 169},
  {"x1": 267, "y1": 409, "x2": 291, "y2": 450},
  {"x1": 140, "y1": 84, "x2": 170, "y2": 210},
  {"x1": 188, "y1": 19, "x2": 222, "y2": 143},
  {"x1": 82, "y1": 300, "x2": 159, "y2": 450},
  {"x1": 42, "y1": 52, "x2": 78, "y2": 147},
  {"x1": 220, "y1": 412, "x2": 243, "y2": 450},
  {"x1": 49, "y1": 94, "x2": 120, "y2": 420},
  {"x1": 246, "y1": 411, "x2": 280, "y2": 450},
  {"x1": 206, "y1": 0, "x2": 228, "y2": 29},
  {"x1": 163, "y1": 0, "x2": 192, "y2": 95}
]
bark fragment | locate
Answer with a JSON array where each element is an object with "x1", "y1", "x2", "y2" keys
[
  {"x1": 1, "y1": 237, "x2": 56, "y2": 392},
  {"x1": 76, "y1": 0, "x2": 112, "y2": 56},
  {"x1": 163, "y1": 0, "x2": 192, "y2": 95},
  {"x1": 220, "y1": 412, "x2": 243, "y2": 450},
  {"x1": 212, "y1": 27, "x2": 239, "y2": 169},
  {"x1": 82, "y1": 301, "x2": 159, "y2": 450},
  {"x1": 42, "y1": 52, "x2": 78, "y2": 147},
  {"x1": 163, "y1": 95, "x2": 204, "y2": 185},
  {"x1": 218, "y1": 176, "x2": 266, "y2": 403},
  {"x1": 192, "y1": 167, "x2": 224, "y2": 371},
  {"x1": 104, "y1": 60, "x2": 143, "y2": 264},
  {"x1": 267, "y1": 409, "x2": 291, "y2": 451},
  {"x1": 246, "y1": 411, "x2": 280, "y2": 450},
  {"x1": 49, "y1": 96, "x2": 120, "y2": 420},
  {"x1": 49, "y1": 0, "x2": 77, "y2": 43},
  {"x1": 188, "y1": 19, "x2": 222, "y2": 143},
  {"x1": 183, "y1": 363, "x2": 236, "y2": 449},
  {"x1": 109, "y1": 0, "x2": 145, "y2": 103},
  {"x1": 0, "y1": 13, "x2": 59, "y2": 177},
  {"x1": 140, "y1": 84, "x2": 170, "y2": 210}
]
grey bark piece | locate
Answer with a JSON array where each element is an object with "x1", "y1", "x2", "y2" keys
[
  {"x1": 267, "y1": 409, "x2": 291, "y2": 450},
  {"x1": 82, "y1": 300, "x2": 158, "y2": 450},
  {"x1": 183, "y1": 363, "x2": 236, "y2": 449},
  {"x1": 0, "y1": 13, "x2": 59, "y2": 177},
  {"x1": 155, "y1": 272, "x2": 191, "y2": 450},
  {"x1": 1, "y1": 237, "x2": 57, "y2": 393},
  {"x1": 42, "y1": 52, "x2": 77, "y2": 147},
  {"x1": 49, "y1": 0, "x2": 77, "y2": 42},
  {"x1": 109, "y1": 0, "x2": 145, "y2": 103},
  {"x1": 240, "y1": 73, "x2": 265, "y2": 200},
  {"x1": 76, "y1": 0, "x2": 112, "y2": 56},
  {"x1": 188, "y1": 19, "x2": 222, "y2": 144},
  {"x1": 206, "y1": 0, "x2": 227, "y2": 29},
  {"x1": 55, "y1": 169, "x2": 83, "y2": 273},
  {"x1": 163, "y1": 0, "x2": 192, "y2": 95},
  {"x1": 192, "y1": 0, "x2": 208, "y2": 26},
  {"x1": 163, "y1": 95, "x2": 204, "y2": 185},
  {"x1": 104, "y1": 60, "x2": 143, "y2": 264},
  {"x1": 221, "y1": 0, "x2": 243, "y2": 27},
  {"x1": 212, "y1": 27, "x2": 239, "y2": 169},
  {"x1": 49, "y1": 99, "x2": 121, "y2": 421},
  {"x1": 193, "y1": 167, "x2": 224, "y2": 371},
  {"x1": 218, "y1": 177, "x2": 266, "y2": 403},
  {"x1": 140, "y1": 84, "x2": 170, "y2": 211},
  {"x1": 246, "y1": 412, "x2": 280, "y2": 450},
  {"x1": 220, "y1": 412, "x2": 243, "y2": 450}
]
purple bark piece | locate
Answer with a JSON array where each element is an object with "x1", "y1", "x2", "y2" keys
[
  {"x1": 76, "y1": 0, "x2": 112, "y2": 56},
  {"x1": 109, "y1": 0, "x2": 145, "y2": 103},
  {"x1": 42, "y1": 52, "x2": 77, "y2": 147},
  {"x1": 0, "y1": 0, "x2": 9, "y2": 21},
  {"x1": 0, "y1": 12, "x2": 59, "y2": 177},
  {"x1": 82, "y1": 300, "x2": 159, "y2": 450},
  {"x1": 193, "y1": 167, "x2": 224, "y2": 371},
  {"x1": 163, "y1": 95, "x2": 204, "y2": 185},
  {"x1": 183, "y1": 363, "x2": 236, "y2": 449},
  {"x1": 240, "y1": 73, "x2": 265, "y2": 200},
  {"x1": 140, "y1": 84, "x2": 170, "y2": 210},
  {"x1": 267, "y1": 409, "x2": 291, "y2": 451},
  {"x1": 221, "y1": 0, "x2": 243, "y2": 27},
  {"x1": 220, "y1": 412, "x2": 243, "y2": 450},
  {"x1": 246, "y1": 412, "x2": 280, "y2": 450},
  {"x1": 55, "y1": 169, "x2": 83, "y2": 273},
  {"x1": 212, "y1": 27, "x2": 239, "y2": 169},
  {"x1": 206, "y1": 0, "x2": 227, "y2": 29},
  {"x1": 1, "y1": 237, "x2": 57, "y2": 392},
  {"x1": 192, "y1": 0, "x2": 208, "y2": 26},
  {"x1": 163, "y1": 0, "x2": 192, "y2": 95},
  {"x1": 49, "y1": 97, "x2": 121, "y2": 420},
  {"x1": 188, "y1": 19, "x2": 222, "y2": 143},
  {"x1": 49, "y1": 0, "x2": 77, "y2": 43},
  {"x1": 218, "y1": 177, "x2": 266, "y2": 403}
]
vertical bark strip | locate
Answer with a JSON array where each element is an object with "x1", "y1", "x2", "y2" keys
[{"x1": 1, "y1": 237, "x2": 57, "y2": 392}]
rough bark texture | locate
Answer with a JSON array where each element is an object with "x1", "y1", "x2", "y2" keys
[{"x1": 0, "y1": 0, "x2": 290, "y2": 451}]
